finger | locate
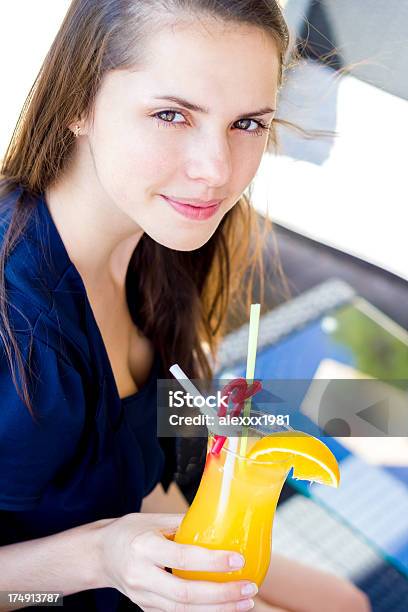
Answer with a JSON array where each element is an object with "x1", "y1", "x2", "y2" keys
[
  {"x1": 139, "y1": 589, "x2": 255, "y2": 612},
  {"x1": 155, "y1": 513, "x2": 185, "y2": 528},
  {"x1": 144, "y1": 566, "x2": 258, "y2": 605},
  {"x1": 152, "y1": 513, "x2": 185, "y2": 536},
  {"x1": 145, "y1": 531, "x2": 245, "y2": 572}
]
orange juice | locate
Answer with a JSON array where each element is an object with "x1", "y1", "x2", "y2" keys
[{"x1": 173, "y1": 436, "x2": 291, "y2": 585}]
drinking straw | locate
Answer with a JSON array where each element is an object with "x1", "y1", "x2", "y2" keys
[
  {"x1": 169, "y1": 364, "x2": 216, "y2": 424},
  {"x1": 210, "y1": 378, "x2": 246, "y2": 455},
  {"x1": 210, "y1": 379, "x2": 262, "y2": 455},
  {"x1": 239, "y1": 303, "x2": 261, "y2": 457},
  {"x1": 169, "y1": 364, "x2": 239, "y2": 436}
]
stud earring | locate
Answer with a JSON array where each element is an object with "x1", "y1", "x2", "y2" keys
[{"x1": 73, "y1": 125, "x2": 81, "y2": 138}]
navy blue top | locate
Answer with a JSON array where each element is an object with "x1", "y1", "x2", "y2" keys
[{"x1": 0, "y1": 190, "x2": 179, "y2": 610}]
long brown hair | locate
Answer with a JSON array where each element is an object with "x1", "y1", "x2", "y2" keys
[{"x1": 0, "y1": 0, "x2": 292, "y2": 416}]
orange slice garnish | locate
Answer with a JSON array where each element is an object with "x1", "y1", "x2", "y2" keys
[{"x1": 247, "y1": 431, "x2": 340, "y2": 487}]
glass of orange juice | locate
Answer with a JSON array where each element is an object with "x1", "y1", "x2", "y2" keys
[{"x1": 173, "y1": 416, "x2": 293, "y2": 586}]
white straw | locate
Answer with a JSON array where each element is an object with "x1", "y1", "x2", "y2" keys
[
  {"x1": 169, "y1": 364, "x2": 236, "y2": 436},
  {"x1": 220, "y1": 304, "x2": 261, "y2": 511},
  {"x1": 169, "y1": 364, "x2": 208, "y2": 400}
]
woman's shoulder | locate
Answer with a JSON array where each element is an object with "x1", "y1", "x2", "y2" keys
[
  {"x1": 1, "y1": 186, "x2": 72, "y2": 296},
  {"x1": 0, "y1": 186, "x2": 91, "y2": 370}
]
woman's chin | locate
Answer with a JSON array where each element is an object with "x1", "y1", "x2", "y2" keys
[{"x1": 150, "y1": 229, "x2": 217, "y2": 252}]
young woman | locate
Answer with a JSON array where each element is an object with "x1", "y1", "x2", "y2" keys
[{"x1": 0, "y1": 1, "x2": 370, "y2": 611}]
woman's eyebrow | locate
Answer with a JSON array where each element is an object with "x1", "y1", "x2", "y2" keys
[{"x1": 152, "y1": 95, "x2": 276, "y2": 117}]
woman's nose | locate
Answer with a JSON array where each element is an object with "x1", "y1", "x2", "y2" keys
[{"x1": 184, "y1": 136, "x2": 232, "y2": 187}]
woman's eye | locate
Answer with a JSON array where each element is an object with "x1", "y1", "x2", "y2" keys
[
  {"x1": 154, "y1": 110, "x2": 187, "y2": 126},
  {"x1": 235, "y1": 118, "x2": 269, "y2": 135}
]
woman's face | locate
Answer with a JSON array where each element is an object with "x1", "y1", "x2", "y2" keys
[{"x1": 82, "y1": 18, "x2": 280, "y2": 251}]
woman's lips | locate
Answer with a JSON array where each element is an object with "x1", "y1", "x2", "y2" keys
[{"x1": 160, "y1": 195, "x2": 222, "y2": 220}]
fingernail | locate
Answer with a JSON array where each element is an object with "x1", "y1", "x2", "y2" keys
[
  {"x1": 241, "y1": 583, "x2": 258, "y2": 597},
  {"x1": 237, "y1": 599, "x2": 254, "y2": 611},
  {"x1": 229, "y1": 553, "x2": 245, "y2": 568}
]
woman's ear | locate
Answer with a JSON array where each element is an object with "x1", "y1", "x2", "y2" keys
[{"x1": 68, "y1": 118, "x2": 88, "y2": 138}]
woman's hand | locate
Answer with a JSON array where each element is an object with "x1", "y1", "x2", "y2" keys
[{"x1": 97, "y1": 512, "x2": 258, "y2": 611}]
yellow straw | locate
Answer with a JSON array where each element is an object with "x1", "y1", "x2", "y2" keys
[{"x1": 239, "y1": 303, "x2": 261, "y2": 457}]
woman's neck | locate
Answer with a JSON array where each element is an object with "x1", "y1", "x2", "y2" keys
[{"x1": 45, "y1": 155, "x2": 144, "y2": 292}]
